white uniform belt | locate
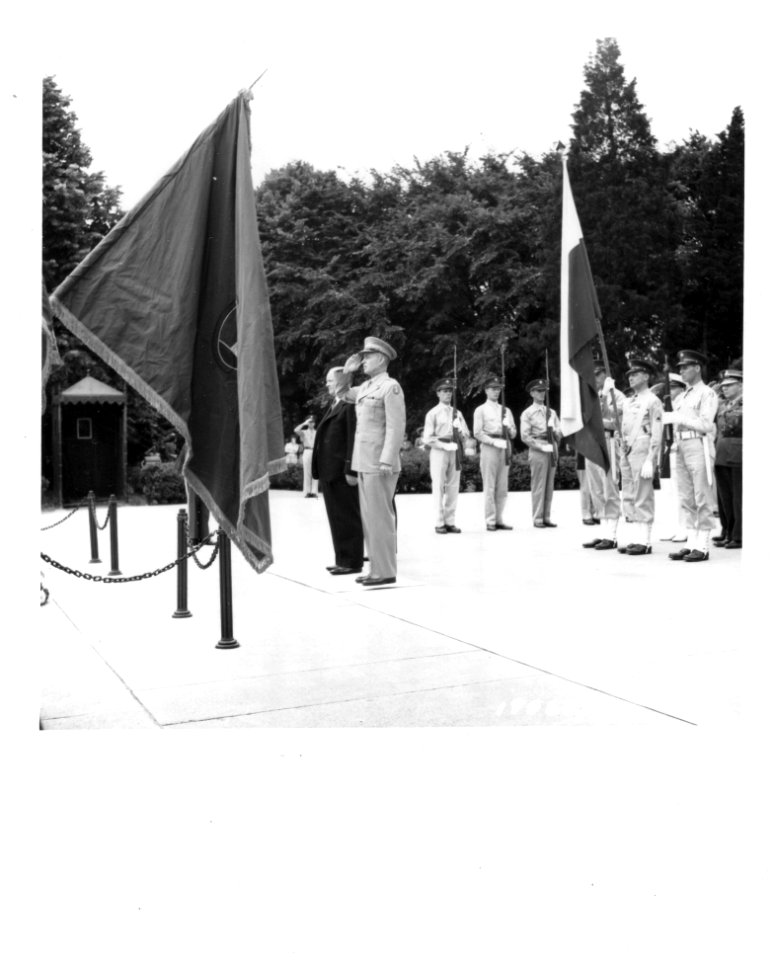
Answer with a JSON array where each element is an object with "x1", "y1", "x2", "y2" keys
[{"x1": 677, "y1": 430, "x2": 702, "y2": 440}]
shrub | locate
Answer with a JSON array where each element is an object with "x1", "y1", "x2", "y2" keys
[
  {"x1": 270, "y1": 462, "x2": 302, "y2": 490},
  {"x1": 129, "y1": 461, "x2": 186, "y2": 504}
]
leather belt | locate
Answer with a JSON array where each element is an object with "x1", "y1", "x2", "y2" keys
[{"x1": 677, "y1": 431, "x2": 702, "y2": 440}]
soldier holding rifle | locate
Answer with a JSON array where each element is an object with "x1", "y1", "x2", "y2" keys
[
  {"x1": 422, "y1": 375, "x2": 470, "y2": 534},
  {"x1": 473, "y1": 374, "x2": 517, "y2": 531},
  {"x1": 662, "y1": 349, "x2": 719, "y2": 563},
  {"x1": 520, "y1": 378, "x2": 561, "y2": 528}
]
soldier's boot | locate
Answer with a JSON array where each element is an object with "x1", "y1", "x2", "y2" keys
[
  {"x1": 684, "y1": 528, "x2": 710, "y2": 562},
  {"x1": 625, "y1": 523, "x2": 652, "y2": 555},
  {"x1": 670, "y1": 529, "x2": 694, "y2": 561}
]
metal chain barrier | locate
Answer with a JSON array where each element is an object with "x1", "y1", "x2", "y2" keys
[
  {"x1": 90, "y1": 498, "x2": 111, "y2": 531},
  {"x1": 40, "y1": 499, "x2": 89, "y2": 531},
  {"x1": 41, "y1": 535, "x2": 219, "y2": 584},
  {"x1": 189, "y1": 535, "x2": 219, "y2": 569}
]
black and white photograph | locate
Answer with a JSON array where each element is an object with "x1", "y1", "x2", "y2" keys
[{"x1": 7, "y1": 0, "x2": 770, "y2": 956}]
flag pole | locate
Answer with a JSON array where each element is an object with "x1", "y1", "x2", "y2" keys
[{"x1": 248, "y1": 69, "x2": 268, "y2": 90}]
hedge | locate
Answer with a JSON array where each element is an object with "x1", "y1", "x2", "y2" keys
[{"x1": 128, "y1": 461, "x2": 187, "y2": 504}]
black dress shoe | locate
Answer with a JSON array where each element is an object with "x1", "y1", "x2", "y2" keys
[
  {"x1": 617, "y1": 543, "x2": 633, "y2": 553},
  {"x1": 494, "y1": 523, "x2": 512, "y2": 530},
  {"x1": 684, "y1": 549, "x2": 709, "y2": 562},
  {"x1": 669, "y1": 548, "x2": 691, "y2": 560},
  {"x1": 592, "y1": 518, "x2": 601, "y2": 525},
  {"x1": 582, "y1": 519, "x2": 596, "y2": 526},
  {"x1": 725, "y1": 540, "x2": 742, "y2": 549},
  {"x1": 543, "y1": 521, "x2": 557, "y2": 528},
  {"x1": 583, "y1": 538, "x2": 602, "y2": 548},
  {"x1": 435, "y1": 526, "x2": 448, "y2": 534},
  {"x1": 712, "y1": 534, "x2": 727, "y2": 544},
  {"x1": 355, "y1": 575, "x2": 370, "y2": 583},
  {"x1": 594, "y1": 539, "x2": 617, "y2": 550},
  {"x1": 713, "y1": 539, "x2": 729, "y2": 548},
  {"x1": 329, "y1": 566, "x2": 363, "y2": 575},
  {"x1": 326, "y1": 565, "x2": 337, "y2": 571},
  {"x1": 445, "y1": 525, "x2": 462, "y2": 533},
  {"x1": 625, "y1": 543, "x2": 652, "y2": 555},
  {"x1": 360, "y1": 576, "x2": 396, "y2": 586},
  {"x1": 487, "y1": 524, "x2": 498, "y2": 531},
  {"x1": 533, "y1": 522, "x2": 545, "y2": 528}
]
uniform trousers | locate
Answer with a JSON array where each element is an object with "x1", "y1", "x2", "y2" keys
[
  {"x1": 429, "y1": 448, "x2": 460, "y2": 526},
  {"x1": 715, "y1": 464, "x2": 742, "y2": 542},
  {"x1": 358, "y1": 471, "x2": 399, "y2": 579},
  {"x1": 674, "y1": 438, "x2": 715, "y2": 531},
  {"x1": 301, "y1": 449, "x2": 319, "y2": 496},
  {"x1": 585, "y1": 456, "x2": 621, "y2": 520},
  {"x1": 319, "y1": 477, "x2": 363, "y2": 569},
  {"x1": 479, "y1": 445, "x2": 509, "y2": 525},
  {"x1": 528, "y1": 449, "x2": 556, "y2": 523},
  {"x1": 578, "y1": 469, "x2": 595, "y2": 519},
  {"x1": 619, "y1": 437, "x2": 654, "y2": 523}
]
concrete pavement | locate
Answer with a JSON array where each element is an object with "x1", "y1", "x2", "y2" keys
[{"x1": 38, "y1": 488, "x2": 752, "y2": 728}]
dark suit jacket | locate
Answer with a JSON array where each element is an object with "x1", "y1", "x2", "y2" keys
[{"x1": 312, "y1": 399, "x2": 357, "y2": 482}]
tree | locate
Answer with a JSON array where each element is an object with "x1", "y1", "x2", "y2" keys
[{"x1": 568, "y1": 39, "x2": 682, "y2": 367}]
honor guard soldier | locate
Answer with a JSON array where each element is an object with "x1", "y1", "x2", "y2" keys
[
  {"x1": 617, "y1": 357, "x2": 663, "y2": 555},
  {"x1": 294, "y1": 415, "x2": 319, "y2": 497},
  {"x1": 473, "y1": 376, "x2": 517, "y2": 530},
  {"x1": 657, "y1": 373, "x2": 689, "y2": 543},
  {"x1": 422, "y1": 377, "x2": 470, "y2": 533},
  {"x1": 583, "y1": 361, "x2": 626, "y2": 550},
  {"x1": 714, "y1": 366, "x2": 743, "y2": 549},
  {"x1": 520, "y1": 379, "x2": 562, "y2": 528},
  {"x1": 341, "y1": 336, "x2": 406, "y2": 586},
  {"x1": 662, "y1": 349, "x2": 719, "y2": 562}
]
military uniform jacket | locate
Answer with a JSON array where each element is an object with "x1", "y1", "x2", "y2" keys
[
  {"x1": 473, "y1": 400, "x2": 517, "y2": 446},
  {"x1": 672, "y1": 381, "x2": 718, "y2": 439},
  {"x1": 423, "y1": 403, "x2": 470, "y2": 450},
  {"x1": 350, "y1": 372, "x2": 407, "y2": 473},
  {"x1": 519, "y1": 403, "x2": 561, "y2": 450},
  {"x1": 715, "y1": 394, "x2": 743, "y2": 467},
  {"x1": 621, "y1": 390, "x2": 663, "y2": 455}
]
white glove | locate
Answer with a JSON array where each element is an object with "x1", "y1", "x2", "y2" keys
[
  {"x1": 452, "y1": 417, "x2": 462, "y2": 430},
  {"x1": 540, "y1": 443, "x2": 554, "y2": 454},
  {"x1": 492, "y1": 438, "x2": 507, "y2": 450},
  {"x1": 441, "y1": 441, "x2": 458, "y2": 452},
  {"x1": 640, "y1": 458, "x2": 654, "y2": 479}
]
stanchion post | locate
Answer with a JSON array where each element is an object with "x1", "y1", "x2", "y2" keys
[
  {"x1": 172, "y1": 508, "x2": 192, "y2": 619},
  {"x1": 87, "y1": 490, "x2": 101, "y2": 563},
  {"x1": 215, "y1": 529, "x2": 239, "y2": 648},
  {"x1": 108, "y1": 495, "x2": 121, "y2": 576}
]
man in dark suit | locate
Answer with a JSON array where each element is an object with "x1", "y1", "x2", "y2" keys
[{"x1": 312, "y1": 366, "x2": 364, "y2": 575}]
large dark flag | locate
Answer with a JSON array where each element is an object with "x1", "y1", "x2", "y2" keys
[
  {"x1": 559, "y1": 157, "x2": 610, "y2": 472},
  {"x1": 51, "y1": 92, "x2": 285, "y2": 573}
]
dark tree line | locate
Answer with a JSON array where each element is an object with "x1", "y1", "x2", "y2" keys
[{"x1": 42, "y1": 37, "x2": 744, "y2": 472}]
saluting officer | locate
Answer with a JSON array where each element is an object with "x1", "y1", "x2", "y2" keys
[
  {"x1": 662, "y1": 349, "x2": 719, "y2": 563},
  {"x1": 714, "y1": 365, "x2": 743, "y2": 549},
  {"x1": 473, "y1": 376, "x2": 517, "y2": 531},
  {"x1": 520, "y1": 379, "x2": 562, "y2": 528},
  {"x1": 583, "y1": 360, "x2": 626, "y2": 550},
  {"x1": 422, "y1": 377, "x2": 470, "y2": 534},
  {"x1": 617, "y1": 357, "x2": 663, "y2": 555},
  {"x1": 341, "y1": 336, "x2": 406, "y2": 586}
]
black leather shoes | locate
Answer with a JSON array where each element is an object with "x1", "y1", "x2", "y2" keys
[
  {"x1": 435, "y1": 526, "x2": 447, "y2": 534},
  {"x1": 594, "y1": 539, "x2": 617, "y2": 550},
  {"x1": 355, "y1": 575, "x2": 370, "y2": 583},
  {"x1": 543, "y1": 521, "x2": 557, "y2": 528},
  {"x1": 669, "y1": 548, "x2": 691, "y2": 560},
  {"x1": 617, "y1": 543, "x2": 633, "y2": 553},
  {"x1": 445, "y1": 525, "x2": 462, "y2": 533},
  {"x1": 684, "y1": 550, "x2": 709, "y2": 562},
  {"x1": 494, "y1": 523, "x2": 512, "y2": 530},
  {"x1": 329, "y1": 566, "x2": 362, "y2": 575},
  {"x1": 582, "y1": 519, "x2": 596, "y2": 526},
  {"x1": 712, "y1": 534, "x2": 727, "y2": 544},
  {"x1": 487, "y1": 524, "x2": 497, "y2": 531},
  {"x1": 625, "y1": 544, "x2": 651, "y2": 555},
  {"x1": 360, "y1": 576, "x2": 396, "y2": 586},
  {"x1": 725, "y1": 540, "x2": 742, "y2": 549},
  {"x1": 583, "y1": 538, "x2": 602, "y2": 548}
]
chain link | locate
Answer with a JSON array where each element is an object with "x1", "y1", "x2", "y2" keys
[
  {"x1": 40, "y1": 499, "x2": 88, "y2": 531},
  {"x1": 189, "y1": 536, "x2": 220, "y2": 569},
  {"x1": 90, "y1": 499, "x2": 111, "y2": 530},
  {"x1": 40, "y1": 534, "x2": 219, "y2": 584}
]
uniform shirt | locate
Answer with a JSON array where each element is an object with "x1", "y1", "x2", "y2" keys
[
  {"x1": 422, "y1": 403, "x2": 470, "y2": 450},
  {"x1": 519, "y1": 403, "x2": 561, "y2": 451},
  {"x1": 599, "y1": 387, "x2": 626, "y2": 432},
  {"x1": 296, "y1": 425, "x2": 316, "y2": 449},
  {"x1": 672, "y1": 381, "x2": 718, "y2": 436},
  {"x1": 715, "y1": 393, "x2": 743, "y2": 467},
  {"x1": 621, "y1": 389, "x2": 663, "y2": 455},
  {"x1": 473, "y1": 400, "x2": 517, "y2": 447},
  {"x1": 349, "y1": 371, "x2": 407, "y2": 473}
]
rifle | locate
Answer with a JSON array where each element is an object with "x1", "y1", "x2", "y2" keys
[
  {"x1": 659, "y1": 353, "x2": 673, "y2": 481},
  {"x1": 452, "y1": 345, "x2": 463, "y2": 470},
  {"x1": 500, "y1": 344, "x2": 512, "y2": 465},
  {"x1": 544, "y1": 349, "x2": 558, "y2": 467}
]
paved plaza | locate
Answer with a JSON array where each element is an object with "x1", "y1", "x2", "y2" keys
[{"x1": 38, "y1": 488, "x2": 754, "y2": 729}]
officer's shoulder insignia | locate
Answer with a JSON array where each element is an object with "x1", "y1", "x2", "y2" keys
[{"x1": 393, "y1": 384, "x2": 401, "y2": 395}]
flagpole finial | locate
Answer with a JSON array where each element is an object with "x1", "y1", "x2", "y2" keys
[{"x1": 248, "y1": 69, "x2": 268, "y2": 91}]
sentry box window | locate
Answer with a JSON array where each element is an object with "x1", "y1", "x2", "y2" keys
[{"x1": 76, "y1": 418, "x2": 93, "y2": 440}]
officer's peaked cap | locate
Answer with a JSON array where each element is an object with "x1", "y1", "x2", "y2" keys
[
  {"x1": 483, "y1": 375, "x2": 503, "y2": 389},
  {"x1": 361, "y1": 336, "x2": 397, "y2": 361},
  {"x1": 676, "y1": 349, "x2": 707, "y2": 367},
  {"x1": 433, "y1": 377, "x2": 455, "y2": 392},
  {"x1": 625, "y1": 357, "x2": 656, "y2": 378},
  {"x1": 527, "y1": 379, "x2": 548, "y2": 392},
  {"x1": 719, "y1": 368, "x2": 743, "y2": 386}
]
